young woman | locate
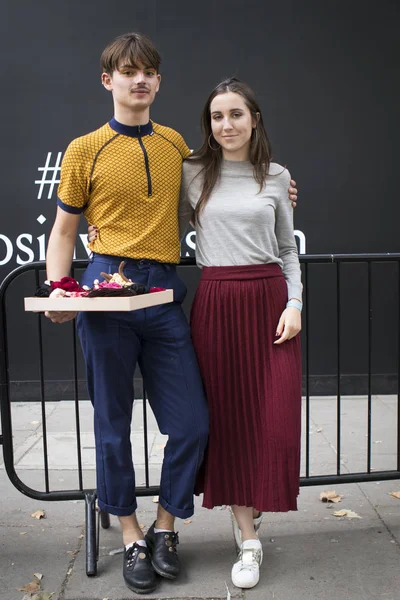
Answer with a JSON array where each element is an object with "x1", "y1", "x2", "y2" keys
[
  {"x1": 88, "y1": 77, "x2": 302, "y2": 590},
  {"x1": 179, "y1": 78, "x2": 302, "y2": 589}
]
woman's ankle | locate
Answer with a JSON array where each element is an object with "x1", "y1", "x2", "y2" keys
[{"x1": 241, "y1": 533, "x2": 260, "y2": 543}]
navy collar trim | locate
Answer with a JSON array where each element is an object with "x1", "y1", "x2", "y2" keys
[{"x1": 109, "y1": 118, "x2": 153, "y2": 138}]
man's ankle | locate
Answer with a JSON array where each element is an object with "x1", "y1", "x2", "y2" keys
[
  {"x1": 122, "y1": 528, "x2": 145, "y2": 546},
  {"x1": 119, "y1": 513, "x2": 144, "y2": 546},
  {"x1": 155, "y1": 508, "x2": 175, "y2": 531},
  {"x1": 155, "y1": 519, "x2": 175, "y2": 531}
]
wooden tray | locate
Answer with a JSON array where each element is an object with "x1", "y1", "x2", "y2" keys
[{"x1": 24, "y1": 289, "x2": 174, "y2": 312}]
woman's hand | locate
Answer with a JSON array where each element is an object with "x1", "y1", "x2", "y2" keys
[
  {"x1": 274, "y1": 307, "x2": 301, "y2": 344},
  {"x1": 88, "y1": 225, "x2": 98, "y2": 243},
  {"x1": 289, "y1": 179, "x2": 298, "y2": 208}
]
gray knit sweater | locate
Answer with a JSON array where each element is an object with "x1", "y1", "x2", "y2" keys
[{"x1": 179, "y1": 158, "x2": 302, "y2": 301}]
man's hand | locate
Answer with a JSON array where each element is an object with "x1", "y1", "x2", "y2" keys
[
  {"x1": 289, "y1": 179, "x2": 298, "y2": 208},
  {"x1": 44, "y1": 288, "x2": 78, "y2": 324}
]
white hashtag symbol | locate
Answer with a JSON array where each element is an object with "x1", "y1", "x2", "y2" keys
[{"x1": 35, "y1": 152, "x2": 63, "y2": 199}]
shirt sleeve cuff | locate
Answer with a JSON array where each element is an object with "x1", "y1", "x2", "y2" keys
[{"x1": 57, "y1": 197, "x2": 84, "y2": 214}]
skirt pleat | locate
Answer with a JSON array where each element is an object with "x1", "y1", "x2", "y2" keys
[{"x1": 191, "y1": 264, "x2": 302, "y2": 512}]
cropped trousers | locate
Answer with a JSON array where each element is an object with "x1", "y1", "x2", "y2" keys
[{"x1": 77, "y1": 253, "x2": 209, "y2": 518}]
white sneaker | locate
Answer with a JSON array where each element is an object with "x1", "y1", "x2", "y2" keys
[
  {"x1": 231, "y1": 539, "x2": 263, "y2": 589},
  {"x1": 231, "y1": 509, "x2": 263, "y2": 548}
]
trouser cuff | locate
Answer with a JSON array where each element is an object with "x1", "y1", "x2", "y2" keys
[
  {"x1": 98, "y1": 498, "x2": 137, "y2": 517},
  {"x1": 158, "y1": 494, "x2": 194, "y2": 520}
]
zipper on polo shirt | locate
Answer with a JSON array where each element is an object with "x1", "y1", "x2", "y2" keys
[{"x1": 138, "y1": 125, "x2": 152, "y2": 197}]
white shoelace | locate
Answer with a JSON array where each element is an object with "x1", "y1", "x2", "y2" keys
[{"x1": 236, "y1": 547, "x2": 262, "y2": 572}]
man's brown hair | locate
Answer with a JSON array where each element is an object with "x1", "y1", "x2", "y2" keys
[{"x1": 100, "y1": 32, "x2": 161, "y2": 75}]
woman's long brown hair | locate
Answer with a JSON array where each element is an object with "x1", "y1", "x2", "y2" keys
[{"x1": 190, "y1": 77, "x2": 273, "y2": 225}]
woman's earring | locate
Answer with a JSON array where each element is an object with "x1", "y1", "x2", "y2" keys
[{"x1": 208, "y1": 134, "x2": 220, "y2": 150}]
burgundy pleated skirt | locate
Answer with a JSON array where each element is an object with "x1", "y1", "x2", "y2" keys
[{"x1": 191, "y1": 264, "x2": 302, "y2": 512}]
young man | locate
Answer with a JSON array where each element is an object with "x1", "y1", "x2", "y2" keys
[{"x1": 45, "y1": 32, "x2": 298, "y2": 594}]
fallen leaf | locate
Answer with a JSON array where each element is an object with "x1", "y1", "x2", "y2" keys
[
  {"x1": 316, "y1": 428, "x2": 323, "y2": 433},
  {"x1": 390, "y1": 491, "x2": 400, "y2": 500},
  {"x1": 183, "y1": 519, "x2": 192, "y2": 525},
  {"x1": 17, "y1": 578, "x2": 41, "y2": 593},
  {"x1": 152, "y1": 496, "x2": 159, "y2": 503},
  {"x1": 333, "y1": 509, "x2": 361, "y2": 519},
  {"x1": 33, "y1": 573, "x2": 43, "y2": 580},
  {"x1": 31, "y1": 509, "x2": 46, "y2": 520},
  {"x1": 19, "y1": 531, "x2": 27, "y2": 535},
  {"x1": 31, "y1": 421, "x2": 40, "y2": 425},
  {"x1": 320, "y1": 490, "x2": 343, "y2": 503}
]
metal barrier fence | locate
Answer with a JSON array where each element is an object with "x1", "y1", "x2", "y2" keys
[{"x1": 1, "y1": 254, "x2": 399, "y2": 575}]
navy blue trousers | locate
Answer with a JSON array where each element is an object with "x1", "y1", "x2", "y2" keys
[{"x1": 77, "y1": 254, "x2": 209, "y2": 518}]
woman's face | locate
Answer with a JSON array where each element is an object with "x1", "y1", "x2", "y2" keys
[{"x1": 210, "y1": 92, "x2": 256, "y2": 161}]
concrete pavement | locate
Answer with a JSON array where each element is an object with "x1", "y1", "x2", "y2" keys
[{"x1": 0, "y1": 396, "x2": 399, "y2": 600}]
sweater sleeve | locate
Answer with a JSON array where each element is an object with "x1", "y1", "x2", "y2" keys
[
  {"x1": 178, "y1": 160, "x2": 196, "y2": 241},
  {"x1": 274, "y1": 169, "x2": 303, "y2": 301}
]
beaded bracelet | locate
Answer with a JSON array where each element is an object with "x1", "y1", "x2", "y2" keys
[{"x1": 286, "y1": 299, "x2": 303, "y2": 312}]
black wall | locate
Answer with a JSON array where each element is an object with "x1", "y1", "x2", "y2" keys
[{"x1": 1, "y1": 0, "x2": 399, "y2": 398}]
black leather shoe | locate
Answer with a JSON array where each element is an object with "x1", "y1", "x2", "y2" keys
[
  {"x1": 145, "y1": 521, "x2": 180, "y2": 579},
  {"x1": 123, "y1": 543, "x2": 157, "y2": 594}
]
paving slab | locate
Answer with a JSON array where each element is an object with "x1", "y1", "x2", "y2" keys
[
  {"x1": 64, "y1": 497, "x2": 241, "y2": 600},
  {"x1": 244, "y1": 524, "x2": 400, "y2": 600},
  {"x1": 8, "y1": 401, "x2": 58, "y2": 432},
  {"x1": 357, "y1": 479, "x2": 400, "y2": 540},
  {"x1": 0, "y1": 469, "x2": 83, "y2": 600},
  {"x1": 243, "y1": 483, "x2": 400, "y2": 600},
  {"x1": 306, "y1": 396, "x2": 398, "y2": 473},
  {"x1": 1, "y1": 397, "x2": 399, "y2": 600}
]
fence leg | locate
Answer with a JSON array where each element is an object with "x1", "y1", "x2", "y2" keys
[
  {"x1": 85, "y1": 491, "x2": 98, "y2": 576},
  {"x1": 100, "y1": 510, "x2": 110, "y2": 529}
]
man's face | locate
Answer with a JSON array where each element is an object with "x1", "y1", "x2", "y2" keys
[{"x1": 102, "y1": 61, "x2": 161, "y2": 112}]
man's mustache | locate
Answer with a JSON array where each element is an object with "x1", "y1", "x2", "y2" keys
[{"x1": 131, "y1": 86, "x2": 150, "y2": 93}]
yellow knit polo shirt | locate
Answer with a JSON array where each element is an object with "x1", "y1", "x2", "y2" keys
[{"x1": 57, "y1": 119, "x2": 191, "y2": 263}]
